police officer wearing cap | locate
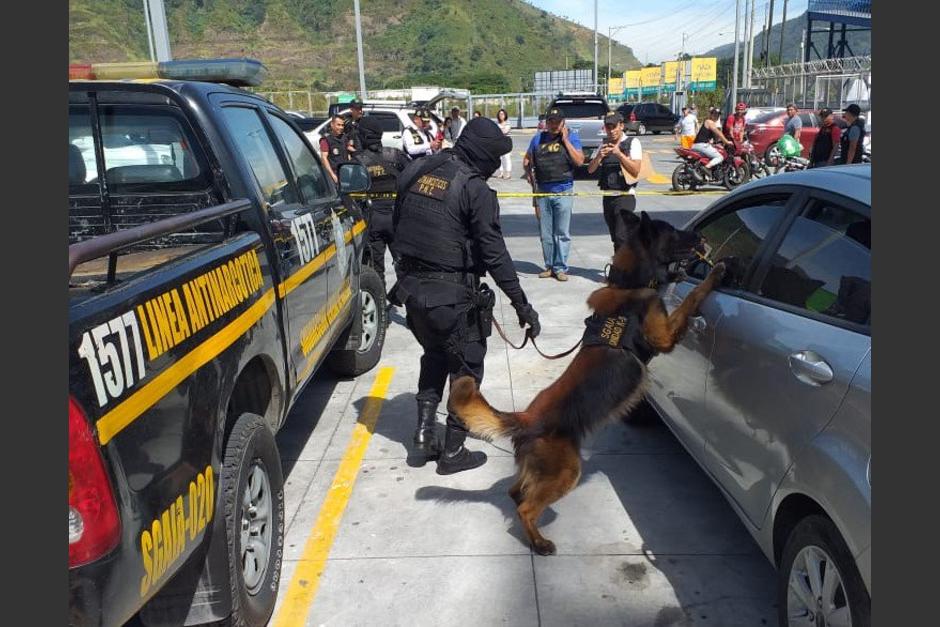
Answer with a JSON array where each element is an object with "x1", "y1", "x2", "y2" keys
[
  {"x1": 319, "y1": 114, "x2": 350, "y2": 184},
  {"x1": 838, "y1": 104, "x2": 866, "y2": 165},
  {"x1": 402, "y1": 108, "x2": 441, "y2": 159},
  {"x1": 391, "y1": 117, "x2": 541, "y2": 474},
  {"x1": 587, "y1": 111, "x2": 644, "y2": 254},
  {"x1": 354, "y1": 116, "x2": 411, "y2": 286}
]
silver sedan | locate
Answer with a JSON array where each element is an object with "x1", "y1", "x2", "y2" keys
[{"x1": 646, "y1": 164, "x2": 871, "y2": 627}]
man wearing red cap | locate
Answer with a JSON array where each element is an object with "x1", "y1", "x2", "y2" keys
[{"x1": 725, "y1": 102, "x2": 748, "y2": 145}]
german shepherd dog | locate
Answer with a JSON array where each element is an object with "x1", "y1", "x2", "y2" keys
[{"x1": 447, "y1": 212, "x2": 726, "y2": 555}]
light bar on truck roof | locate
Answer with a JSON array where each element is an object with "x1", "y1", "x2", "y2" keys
[{"x1": 68, "y1": 58, "x2": 268, "y2": 87}]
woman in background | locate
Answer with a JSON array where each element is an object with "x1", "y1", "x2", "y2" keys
[{"x1": 495, "y1": 109, "x2": 513, "y2": 179}]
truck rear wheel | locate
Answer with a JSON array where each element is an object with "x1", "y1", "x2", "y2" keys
[
  {"x1": 327, "y1": 265, "x2": 387, "y2": 377},
  {"x1": 220, "y1": 413, "x2": 284, "y2": 627}
]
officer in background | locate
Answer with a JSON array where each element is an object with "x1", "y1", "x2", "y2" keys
[
  {"x1": 402, "y1": 108, "x2": 441, "y2": 159},
  {"x1": 344, "y1": 98, "x2": 365, "y2": 154},
  {"x1": 391, "y1": 117, "x2": 541, "y2": 474},
  {"x1": 587, "y1": 111, "x2": 644, "y2": 255},
  {"x1": 353, "y1": 116, "x2": 411, "y2": 287},
  {"x1": 319, "y1": 114, "x2": 350, "y2": 184}
]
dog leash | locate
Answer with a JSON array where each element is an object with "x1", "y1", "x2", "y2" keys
[{"x1": 492, "y1": 318, "x2": 582, "y2": 360}]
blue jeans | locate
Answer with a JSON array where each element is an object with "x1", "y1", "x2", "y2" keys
[{"x1": 537, "y1": 195, "x2": 573, "y2": 273}]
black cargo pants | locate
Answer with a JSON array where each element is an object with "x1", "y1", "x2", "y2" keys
[
  {"x1": 364, "y1": 203, "x2": 396, "y2": 286},
  {"x1": 602, "y1": 193, "x2": 639, "y2": 254}
]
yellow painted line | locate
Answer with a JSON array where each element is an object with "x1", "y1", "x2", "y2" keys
[
  {"x1": 279, "y1": 244, "x2": 335, "y2": 299},
  {"x1": 271, "y1": 366, "x2": 396, "y2": 627},
  {"x1": 346, "y1": 219, "x2": 366, "y2": 242},
  {"x1": 646, "y1": 174, "x2": 673, "y2": 185},
  {"x1": 96, "y1": 289, "x2": 276, "y2": 445}
]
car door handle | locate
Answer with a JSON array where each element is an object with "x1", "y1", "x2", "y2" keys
[
  {"x1": 392, "y1": 134, "x2": 402, "y2": 139},
  {"x1": 689, "y1": 315, "x2": 707, "y2": 333},
  {"x1": 788, "y1": 350, "x2": 834, "y2": 386}
]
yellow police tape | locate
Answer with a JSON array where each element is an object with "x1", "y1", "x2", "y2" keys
[{"x1": 349, "y1": 189, "x2": 727, "y2": 200}]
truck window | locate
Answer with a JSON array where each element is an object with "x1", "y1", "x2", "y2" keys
[
  {"x1": 268, "y1": 114, "x2": 334, "y2": 204},
  {"x1": 69, "y1": 106, "x2": 98, "y2": 195},
  {"x1": 97, "y1": 105, "x2": 210, "y2": 193},
  {"x1": 551, "y1": 101, "x2": 608, "y2": 119},
  {"x1": 221, "y1": 107, "x2": 298, "y2": 208}
]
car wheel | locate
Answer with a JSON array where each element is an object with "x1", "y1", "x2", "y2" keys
[
  {"x1": 764, "y1": 144, "x2": 783, "y2": 169},
  {"x1": 220, "y1": 413, "x2": 284, "y2": 627},
  {"x1": 327, "y1": 265, "x2": 387, "y2": 377},
  {"x1": 652, "y1": 130, "x2": 662, "y2": 135},
  {"x1": 636, "y1": 123, "x2": 647, "y2": 136},
  {"x1": 778, "y1": 515, "x2": 870, "y2": 627}
]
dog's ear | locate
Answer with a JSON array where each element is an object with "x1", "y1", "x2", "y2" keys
[{"x1": 637, "y1": 211, "x2": 653, "y2": 244}]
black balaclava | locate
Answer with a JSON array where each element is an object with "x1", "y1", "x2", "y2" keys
[
  {"x1": 358, "y1": 116, "x2": 384, "y2": 151},
  {"x1": 454, "y1": 117, "x2": 512, "y2": 178}
]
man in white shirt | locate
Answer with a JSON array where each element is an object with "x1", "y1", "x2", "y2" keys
[
  {"x1": 587, "y1": 111, "x2": 644, "y2": 254},
  {"x1": 449, "y1": 107, "x2": 467, "y2": 139},
  {"x1": 676, "y1": 106, "x2": 698, "y2": 150},
  {"x1": 402, "y1": 109, "x2": 441, "y2": 159}
]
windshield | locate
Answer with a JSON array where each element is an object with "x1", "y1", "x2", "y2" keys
[{"x1": 551, "y1": 101, "x2": 607, "y2": 119}]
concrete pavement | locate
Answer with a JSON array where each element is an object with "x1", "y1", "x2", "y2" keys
[{"x1": 269, "y1": 134, "x2": 779, "y2": 626}]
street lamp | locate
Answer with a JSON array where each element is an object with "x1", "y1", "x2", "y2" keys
[{"x1": 608, "y1": 24, "x2": 630, "y2": 93}]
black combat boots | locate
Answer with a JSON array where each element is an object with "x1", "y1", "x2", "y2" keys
[
  {"x1": 413, "y1": 400, "x2": 441, "y2": 458},
  {"x1": 436, "y1": 418, "x2": 487, "y2": 475}
]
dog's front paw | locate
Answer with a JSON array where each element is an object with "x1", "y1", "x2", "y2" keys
[
  {"x1": 533, "y1": 538, "x2": 557, "y2": 556},
  {"x1": 707, "y1": 261, "x2": 726, "y2": 283}
]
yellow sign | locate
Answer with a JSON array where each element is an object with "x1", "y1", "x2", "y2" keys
[
  {"x1": 663, "y1": 61, "x2": 681, "y2": 85},
  {"x1": 607, "y1": 77, "x2": 624, "y2": 93},
  {"x1": 625, "y1": 70, "x2": 641, "y2": 89},
  {"x1": 691, "y1": 57, "x2": 717, "y2": 82},
  {"x1": 640, "y1": 66, "x2": 662, "y2": 87}
]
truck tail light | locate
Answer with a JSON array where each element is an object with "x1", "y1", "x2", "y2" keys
[
  {"x1": 629, "y1": 112, "x2": 637, "y2": 122},
  {"x1": 69, "y1": 396, "x2": 121, "y2": 568}
]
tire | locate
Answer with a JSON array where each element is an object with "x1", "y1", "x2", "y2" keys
[
  {"x1": 652, "y1": 130, "x2": 662, "y2": 135},
  {"x1": 764, "y1": 144, "x2": 783, "y2": 169},
  {"x1": 778, "y1": 515, "x2": 870, "y2": 627},
  {"x1": 220, "y1": 413, "x2": 285, "y2": 627},
  {"x1": 636, "y1": 123, "x2": 647, "y2": 136},
  {"x1": 327, "y1": 265, "x2": 387, "y2": 377},
  {"x1": 723, "y1": 164, "x2": 749, "y2": 190},
  {"x1": 671, "y1": 164, "x2": 694, "y2": 191}
]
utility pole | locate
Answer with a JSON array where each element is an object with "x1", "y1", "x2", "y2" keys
[
  {"x1": 608, "y1": 25, "x2": 629, "y2": 96},
  {"x1": 732, "y1": 0, "x2": 741, "y2": 108},
  {"x1": 800, "y1": 27, "x2": 806, "y2": 103},
  {"x1": 145, "y1": 0, "x2": 172, "y2": 61},
  {"x1": 765, "y1": 0, "x2": 775, "y2": 68},
  {"x1": 746, "y1": 0, "x2": 756, "y2": 88},
  {"x1": 593, "y1": 0, "x2": 599, "y2": 94},
  {"x1": 353, "y1": 0, "x2": 367, "y2": 99},
  {"x1": 778, "y1": 0, "x2": 789, "y2": 64},
  {"x1": 142, "y1": 0, "x2": 156, "y2": 62}
]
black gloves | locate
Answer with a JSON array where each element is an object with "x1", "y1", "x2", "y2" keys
[{"x1": 513, "y1": 302, "x2": 541, "y2": 339}]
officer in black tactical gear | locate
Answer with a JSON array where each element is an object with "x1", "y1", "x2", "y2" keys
[
  {"x1": 354, "y1": 116, "x2": 411, "y2": 286},
  {"x1": 391, "y1": 117, "x2": 541, "y2": 474},
  {"x1": 344, "y1": 98, "x2": 365, "y2": 153}
]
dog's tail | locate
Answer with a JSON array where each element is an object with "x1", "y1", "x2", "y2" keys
[{"x1": 447, "y1": 376, "x2": 527, "y2": 441}]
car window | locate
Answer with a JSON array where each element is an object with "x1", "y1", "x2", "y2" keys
[
  {"x1": 688, "y1": 197, "x2": 790, "y2": 287},
  {"x1": 657, "y1": 105, "x2": 672, "y2": 116},
  {"x1": 367, "y1": 112, "x2": 403, "y2": 133},
  {"x1": 618, "y1": 105, "x2": 635, "y2": 115},
  {"x1": 222, "y1": 106, "x2": 298, "y2": 208},
  {"x1": 799, "y1": 113, "x2": 815, "y2": 127},
  {"x1": 758, "y1": 202, "x2": 870, "y2": 326},
  {"x1": 551, "y1": 101, "x2": 608, "y2": 118},
  {"x1": 752, "y1": 111, "x2": 783, "y2": 125},
  {"x1": 95, "y1": 105, "x2": 209, "y2": 193},
  {"x1": 69, "y1": 106, "x2": 97, "y2": 194},
  {"x1": 268, "y1": 114, "x2": 334, "y2": 204}
]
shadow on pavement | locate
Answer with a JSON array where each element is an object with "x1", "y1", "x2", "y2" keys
[
  {"x1": 513, "y1": 258, "x2": 606, "y2": 283},
  {"x1": 275, "y1": 371, "x2": 341, "y2": 479}
]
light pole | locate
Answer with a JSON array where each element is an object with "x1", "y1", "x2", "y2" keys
[
  {"x1": 593, "y1": 0, "x2": 599, "y2": 93},
  {"x1": 732, "y1": 0, "x2": 741, "y2": 108},
  {"x1": 608, "y1": 24, "x2": 630, "y2": 95},
  {"x1": 353, "y1": 0, "x2": 367, "y2": 99}
]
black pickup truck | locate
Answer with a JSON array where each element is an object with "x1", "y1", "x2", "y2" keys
[{"x1": 68, "y1": 61, "x2": 386, "y2": 626}]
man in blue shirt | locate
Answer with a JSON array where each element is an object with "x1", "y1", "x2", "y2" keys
[{"x1": 523, "y1": 108, "x2": 584, "y2": 281}]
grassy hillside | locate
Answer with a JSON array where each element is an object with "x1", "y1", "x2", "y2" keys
[
  {"x1": 69, "y1": 0, "x2": 641, "y2": 92},
  {"x1": 705, "y1": 11, "x2": 871, "y2": 64}
]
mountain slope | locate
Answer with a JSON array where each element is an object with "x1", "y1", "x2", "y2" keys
[
  {"x1": 69, "y1": 0, "x2": 641, "y2": 91},
  {"x1": 705, "y1": 11, "x2": 870, "y2": 64}
]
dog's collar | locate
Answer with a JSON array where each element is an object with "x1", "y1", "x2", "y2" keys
[{"x1": 607, "y1": 266, "x2": 660, "y2": 290}]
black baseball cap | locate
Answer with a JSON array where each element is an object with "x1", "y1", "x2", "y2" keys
[
  {"x1": 349, "y1": 98, "x2": 364, "y2": 108},
  {"x1": 818, "y1": 107, "x2": 833, "y2": 118},
  {"x1": 843, "y1": 104, "x2": 861, "y2": 116},
  {"x1": 603, "y1": 111, "x2": 624, "y2": 125},
  {"x1": 545, "y1": 107, "x2": 564, "y2": 121}
]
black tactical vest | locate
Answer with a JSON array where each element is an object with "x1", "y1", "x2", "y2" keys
[
  {"x1": 581, "y1": 306, "x2": 655, "y2": 363},
  {"x1": 839, "y1": 118, "x2": 867, "y2": 164},
  {"x1": 811, "y1": 124, "x2": 836, "y2": 164},
  {"x1": 394, "y1": 154, "x2": 476, "y2": 270},
  {"x1": 323, "y1": 134, "x2": 349, "y2": 171},
  {"x1": 355, "y1": 148, "x2": 400, "y2": 195},
  {"x1": 532, "y1": 133, "x2": 574, "y2": 183},
  {"x1": 598, "y1": 137, "x2": 636, "y2": 191}
]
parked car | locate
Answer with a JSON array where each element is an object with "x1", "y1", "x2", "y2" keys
[
  {"x1": 616, "y1": 102, "x2": 680, "y2": 135},
  {"x1": 747, "y1": 109, "x2": 849, "y2": 163},
  {"x1": 538, "y1": 93, "x2": 610, "y2": 157},
  {"x1": 646, "y1": 165, "x2": 871, "y2": 627}
]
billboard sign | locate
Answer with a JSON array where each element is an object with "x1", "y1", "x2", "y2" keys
[
  {"x1": 689, "y1": 57, "x2": 717, "y2": 92},
  {"x1": 640, "y1": 66, "x2": 661, "y2": 96}
]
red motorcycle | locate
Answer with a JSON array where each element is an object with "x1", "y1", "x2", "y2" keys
[
  {"x1": 671, "y1": 142, "x2": 749, "y2": 191},
  {"x1": 735, "y1": 140, "x2": 771, "y2": 179}
]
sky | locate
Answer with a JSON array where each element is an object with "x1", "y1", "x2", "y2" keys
[{"x1": 526, "y1": 0, "x2": 810, "y2": 66}]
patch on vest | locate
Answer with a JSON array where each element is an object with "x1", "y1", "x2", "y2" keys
[
  {"x1": 368, "y1": 164, "x2": 387, "y2": 178},
  {"x1": 538, "y1": 140, "x2": 562, "y2": 154},
  {"x1": 412, "y1": 174, "x2": 450, "y2": 200},
  {"x1": 598, "y1": 315, "x2": 627, "y2": 347},
  {"x1": 409, "y1": 129, "x2": 424, "y2": 144},
  {"x1": 332, "y1": 148, "x2": 340, "y2": 155}
]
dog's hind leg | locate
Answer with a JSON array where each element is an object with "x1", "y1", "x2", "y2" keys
[
  {"x1": 516, "y1": 446, "x2": 581, "y2": 556},
  {"x1": 508, "y1": 474, "x2": 524, "y2": 505}
]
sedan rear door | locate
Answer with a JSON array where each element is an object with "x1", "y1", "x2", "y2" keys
[{"x1": 700, "y1": 191, "x2": 871, "y2": 528}]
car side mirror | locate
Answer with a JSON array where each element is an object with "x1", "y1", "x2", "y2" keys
[{"x1": 338, "y1": 162, "x2": 371, "y2": 194}]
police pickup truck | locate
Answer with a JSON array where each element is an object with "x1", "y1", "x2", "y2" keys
[{"x1": 68, "y1": 59, "x2": 386, "y2": 627}]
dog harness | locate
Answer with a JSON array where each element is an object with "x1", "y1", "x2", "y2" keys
[{"x1": 581, "y1": 306, "x2": 656, "y2": 363}]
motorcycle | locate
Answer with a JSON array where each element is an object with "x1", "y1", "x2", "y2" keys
[
  {"x1": 735, "y1": 140, "x2": 770, "y2": 179},
  {"x1": 671, "y1": 143, "x2": 749, "y2": 191}
]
